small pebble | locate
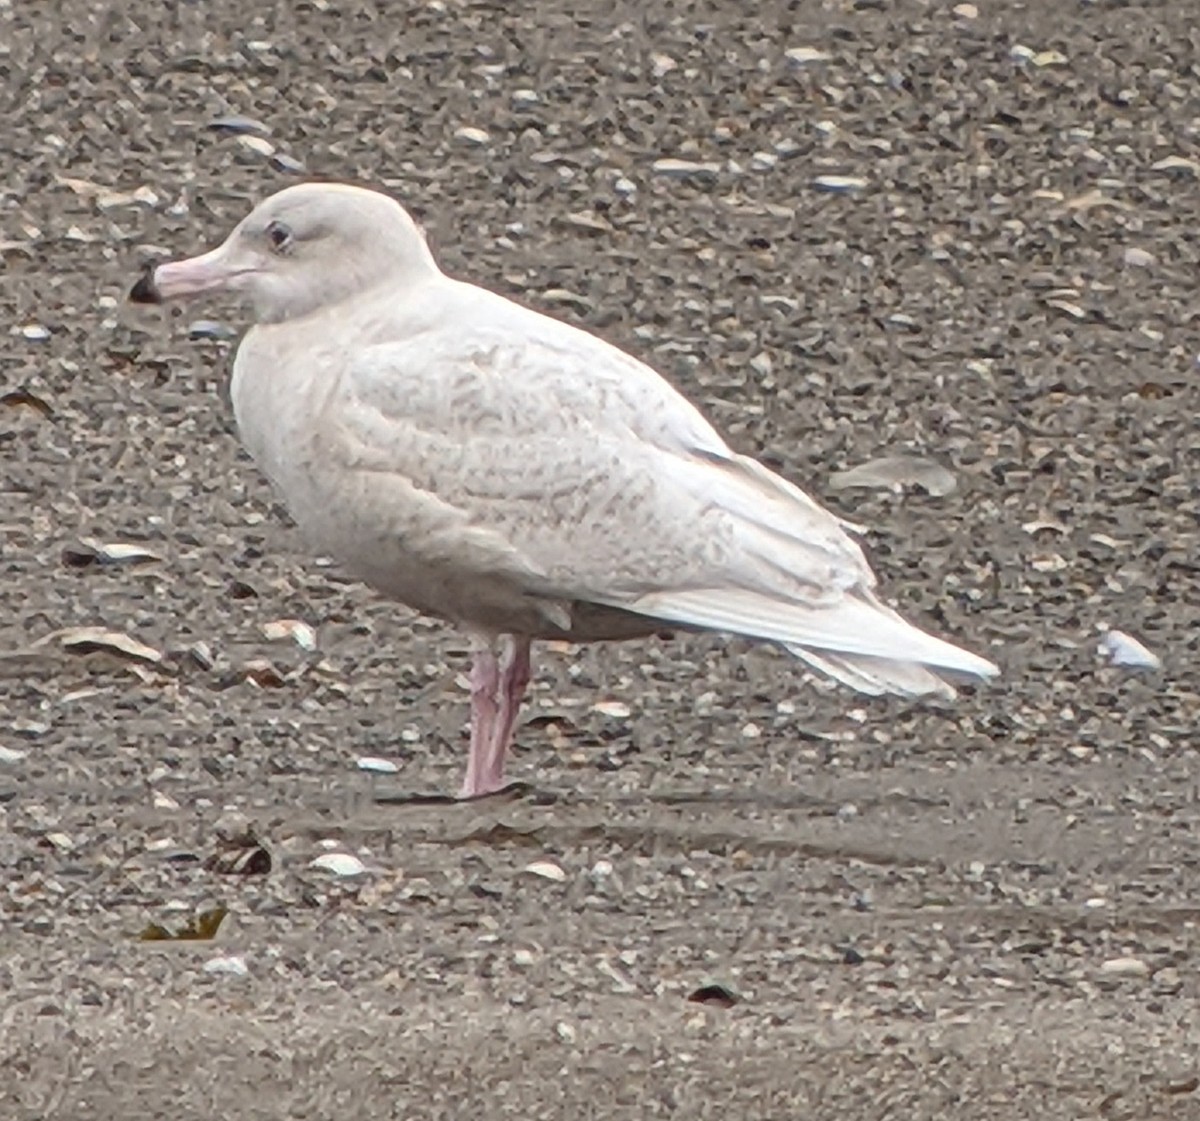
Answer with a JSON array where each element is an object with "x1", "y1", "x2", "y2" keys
[
  {"x1": 20, "y1": 324, "x2": 51, "y2": 342},
  {"x1": 784, "y1": 47, "x2": 830, "y2": 68},
  {"x1": 1100, "y1": 956, "x2": 1150, "y2": 978},
  {"x1": 454, "y1": 126, "x2": 491, "y2": 147},
  {"x1": 203, "y1": 954, "x2": 250, "y2": 977},
  {"x1": 1122, "y1": 247, "x2": 1156, "y2": 268},
  {"x1": 650, "y1": 53, "x2": 677, "y2": 78},
  {"x1": 261, "y1": 618, "x2": 317, "y2": 650},
  {"x1": 1031, "y1": 50, "x2": 1068, "y2": 68}
]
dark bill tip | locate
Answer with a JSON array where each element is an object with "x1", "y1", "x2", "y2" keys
[{"x1": 128, "y1": 265, "x2": 162, "y2": 304}]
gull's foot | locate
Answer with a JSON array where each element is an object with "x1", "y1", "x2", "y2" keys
[
  {"x1": 374, "y1": 781, "x2": 537, "y2": 807},
  {"x1": 457, "y1": 780, "x2": 535, "y2": 804}
]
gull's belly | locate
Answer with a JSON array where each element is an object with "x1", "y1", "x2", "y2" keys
[{"x1": 250, "y1": 429, "x2": 454, "y2": 611}]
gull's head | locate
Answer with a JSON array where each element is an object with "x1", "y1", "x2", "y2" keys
[{"x1": 129, "y1": 183, "x2": 440, "y2": 323}]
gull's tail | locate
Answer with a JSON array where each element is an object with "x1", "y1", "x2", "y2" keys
[{"x1": 618, "y1": 586, "x2": 998, "y2": 700}]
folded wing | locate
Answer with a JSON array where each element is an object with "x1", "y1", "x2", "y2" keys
[{"x1": 330, "y1": 283, "x2": 998, "y2": 695}]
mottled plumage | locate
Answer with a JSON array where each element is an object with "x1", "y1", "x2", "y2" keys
[{"x1": 130, "y1": 182, "x2": 998, "y2": 797}]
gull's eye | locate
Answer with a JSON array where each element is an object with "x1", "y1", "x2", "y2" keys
[{"x1": 265, "y1": 219, "x2": 294, "y2": 253}]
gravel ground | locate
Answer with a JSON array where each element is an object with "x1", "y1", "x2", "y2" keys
[{"x1": 3, "y1": 0, "x2": 1200, "y2": 1117}]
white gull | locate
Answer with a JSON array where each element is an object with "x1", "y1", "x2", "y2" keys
[{"x1": 130, "y1": 182, "x2": 998, "y2": 798}]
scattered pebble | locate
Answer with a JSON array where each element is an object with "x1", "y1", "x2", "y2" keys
[
  {"x1": 1122, "y1": 247, "x2": 1156, "y2": 268},
  {"x1": 454, "y1": 126, "x2": 491, "y2": 147},
  {"x1": 261, "y1": 618, "x2": 317, "y2": 650},
  {"x1": 650, "y1": 53, "x2": 677, "y2": 78},
  {"x1": 784, "y1": 46, "x2": 830, "y2": 68},
  {"x1": 1099, "y1": 956, "x2": 1150, "y2": 978},
  {"x1": 0, "y1": 746, "x2": 28, "y2": 765}
]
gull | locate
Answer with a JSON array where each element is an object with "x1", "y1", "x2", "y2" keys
[{"x1": 130, "y1": 182, "x2": 998, "y2": 798}]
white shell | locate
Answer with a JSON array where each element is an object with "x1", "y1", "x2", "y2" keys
[
  {"x1": 355, "y1": 755, "x2": 399, "y2": 774},
  {"x1": 203, "y1": 954, "x2": 250, "y2": 977},
  {"x1": 591, "y1": 700, "x2": 631, "y2": 719},
  {"x1": 1098, "y1": 630, "x2": 1161, "y2": 671},
  {"x1": 1099, "y1": 956, "x2": 1150, "y2": 978},
  {"x1": 812, "y1": 175, "x2": 868, "y2": 195},
  {"x1": 523, "y1": 859, "x2": 567, "y2": 883},
  {"x1": 309, "y1": 852, "x2": 368, "y2": 877},
  {"x1": 261, "y1": 618, "x2": 318, "y2": 650}
]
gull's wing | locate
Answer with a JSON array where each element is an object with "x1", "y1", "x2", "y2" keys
[{"x1": 326, "y1": 282, "x2": 997, "y2": 693}]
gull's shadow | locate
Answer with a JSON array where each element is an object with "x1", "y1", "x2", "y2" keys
[{"x1": 373, "y1": 781, "x2": 557, "y2": 807}]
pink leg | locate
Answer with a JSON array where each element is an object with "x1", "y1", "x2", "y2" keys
[
  {"x1": 458, "y1": 634, "x2": 533, "y2": 799},
  {"x1": 458, "y1": 642, "x2": 500, "y2": 799}
]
